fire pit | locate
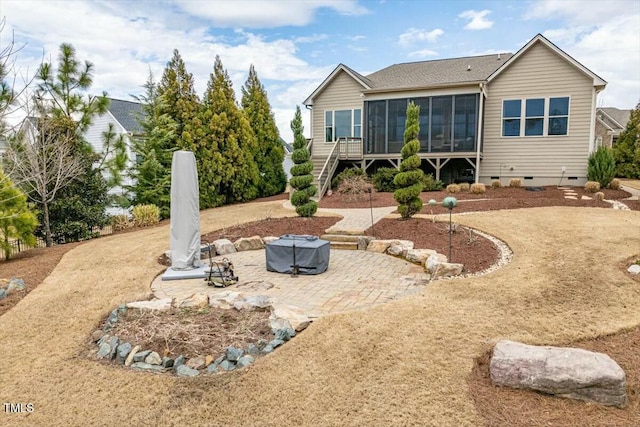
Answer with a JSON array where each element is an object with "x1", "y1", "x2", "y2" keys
[{"x1": 265, "y1": 235, "x2": 330, "y2": 276}]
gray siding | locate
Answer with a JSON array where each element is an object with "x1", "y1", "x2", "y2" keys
[{"x1": 482, "y1": 41, "x2": 596, "y2": 186}]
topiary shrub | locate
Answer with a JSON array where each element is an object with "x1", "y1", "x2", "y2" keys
[
  {"x1": 594, "y1": 191, "x2": 605, "y2": 201},
  {"x1": 421, "y1": 174, "x2": 444, "y2": 192},
  {"x1": 609, "y1": 178, "x2": 621, "y2": 190},
  {"x1": 470, "y1": 183, "x2": 486, "y2": 194},
  {"x1": 111, "y1": 214, "x2": 132, "y2": 231},
  {"x1": 332, "y1": 167, "x2": 365, "y2": 190},
  {"x1": 446, "y1": 183, "x2": 461, "y2": 194},
  {"x1": 132, "y1": 204, "x2": 160, "y2": 227},
  {"x1": 584, "y1": 181, "x2": 601, "y2": 193},
  {"x1": 289, "y1": 106, "x2": 317, "y2": 217},
  {"x1": 588, "y1": 146, "x2": 616, "y2": 188},
  {"x1": 459, "y1": 182, "x2": 470, "y2": 192},
  {"x1": 491, "y1": 180, "x2": 502, "y2": 189},
  {"x1": 509, "y1": 178, "x2": 522, "y2": 188},
  {"x1": 372, "y1": 167, "x2": 399, "y2": 192},
  {"x1": 393, "y1": 102, "x2": 424, "y2": 219},
  {"x1": 337, "y1": 175, "x2": 373, "y2": 202}
]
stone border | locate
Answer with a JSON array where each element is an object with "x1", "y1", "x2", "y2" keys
[{"x1": 91, "y1": 292, "x2": 311, "y2": 377}]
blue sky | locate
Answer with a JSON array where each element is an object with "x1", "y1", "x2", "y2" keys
[{"x1": 1, "y1": 0, "x2": 639, "y2": 141}]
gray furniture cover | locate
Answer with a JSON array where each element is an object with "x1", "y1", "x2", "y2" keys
[{"x1": 266, "y1": 235, "x2": 330, "y2": 275}]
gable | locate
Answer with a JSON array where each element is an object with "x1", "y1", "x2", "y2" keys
[{"x1": 303, "y1": 64, "x2": 370, "y2": 106}]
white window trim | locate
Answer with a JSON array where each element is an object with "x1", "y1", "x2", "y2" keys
[
  {"x1": 324, "y1": 108, "x2": 362, "y2": 143},
  {"x1": 501, "y1": 96, "x2": 571, "y2": 138}
]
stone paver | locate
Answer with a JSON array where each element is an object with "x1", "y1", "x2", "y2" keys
[{"x1": 153, "y1": 249, "x2": 428, "y2": 318}]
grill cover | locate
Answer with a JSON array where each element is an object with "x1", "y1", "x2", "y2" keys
[{"x1": 266, "y1": 235, "x2": 330, "y2": 275}]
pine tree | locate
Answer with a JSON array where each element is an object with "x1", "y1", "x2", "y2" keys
[
  {"x1": 289, "y1": 106, "x2": 317, "y2": 217},
  {"x1": 394, "y1": 102, "x2": 424, "y2": 219},
  {"x1": 613, "y1": 101, "x2": 640, "y2": 178},
  {"x1": 197, "y1": 56, "x2": 259, "y2": 207},
  {"x1": 241, "y1": 65, "x2": 287, "y2": 197},
  {"x1": 0, "y1": 168, "x2": 38, "y2": 260}
]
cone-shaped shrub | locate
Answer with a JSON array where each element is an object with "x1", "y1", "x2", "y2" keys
[
  {"x1": 289, "y1": 106, "x2": 317, "y2": 217},
  {"x1": 394, "y1": 102, "x2": 424, "y2": 219},
  {"x1": 588, "y1": 146, "x2": 616, "y2": 188}
]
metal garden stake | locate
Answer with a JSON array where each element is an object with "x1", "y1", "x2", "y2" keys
[{"x1": 442, "y1": 196, "x2": 457, "y2": 262}]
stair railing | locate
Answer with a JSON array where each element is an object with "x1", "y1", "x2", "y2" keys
[{"x1": 315, "y1": 141, "x2": 340, "y2": 200}]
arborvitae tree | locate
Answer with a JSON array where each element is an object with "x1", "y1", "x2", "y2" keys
[
  {"x1": 613, "y1": 101, "x2": 640, "y2": 178},
  {"x1": 394, "y1": 102, "x2": 424, "y2": 219},
  {"x1": 587, "y1": 146, "x2": 616, "y2": 188},
  {"x1": 289, "y1": 106, "x2": 317, "y2": 217},
  {"x1": 197, "y1": 56, "x2": 259, "y2": 207},
  {"x1": 241, "y1": 65, "x2": 287, "y2": 197},
  {"x1": 129, "y1": 73, "x2": 175, "y2": 218},
  {"x1": 0, "y1": 168, "x2": 38, "y2": 260}
]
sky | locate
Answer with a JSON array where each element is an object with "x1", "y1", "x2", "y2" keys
[{"x1": 1, "y1": 0, "x2": 639, "y2": 142}]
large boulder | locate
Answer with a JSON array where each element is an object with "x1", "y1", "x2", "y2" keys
[
  {"x1": 209, "y1": 291, "x2": 244, "y2": 309},
  {"x1": 406, "y1": 249, "x2": 437, "y2": 265},
  {"x1": 432, "y1": 262, "x2": 464, "y2": 278},
  {"x1": 213, "y1": 239, "x2": 236, "y2": 255},
  {"x1": 126, "y1": 298, "x2": 173, "y2": 311},
  {"x1": 425, "y1": 253, "x2": 447, "y2": 273},
  {"x1": 176, "y1": 293, "x2": 209, "y2": 309},
  {"x1": 366, "y1": 240, "x2": 391, "y2": 253},
  {"x1": 234, "y1": 236, "x2": 264, "y2": 251},
  {"x1": 270, "y1": 303, "x2": 311, "y2": 332},
  {"x1": 490, "y1": 340, "x2": 626, "y2": 408}
]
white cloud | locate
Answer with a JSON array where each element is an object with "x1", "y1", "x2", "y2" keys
[
  {"x1": 525, "y1": 0, "x2": 630, "y2": 25},
  {"x1": 408, "y1": 49, "x2": 438, "y2": 59},
  {"x1": 175, "y1": 0, "x2": 369, "y2": 28},
  {"x1": 398, "y1": 28, "x2": 444, "y2": 47},
  {"x1": 294, "y1": 34, "x2": 329, "y2": 43},
  {"x1": 349, "y1": 35, "x2": 366, "y2": 41},
  {"x1": 458, "y1": 10, "x2": 493, "y2": 30}
]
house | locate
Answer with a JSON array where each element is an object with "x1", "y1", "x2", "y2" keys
[
  {"x1": 303, "y1": 34, "x2": 607, "y2": 198},
  {"x1": 83, "y1": 98, "x2": 145, "y2": 215},
  {"x1": 595, "y1": 107, "x2": 631, "y2": 148}
]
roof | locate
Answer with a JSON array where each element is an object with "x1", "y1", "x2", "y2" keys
[
  {"x1": 303, "y1": 64, "x2": 372, "y2": 106},
  {"x1": 364, "y1": 53, "x2": 513, "y2": 92},
  {"x1": 107, "y1": 98, "x2": 145, "y2": 134},
  {"x1": 597, "y1": 107, "x2": 631, "y2": 131},
  {"x1": 487, "y1": 34, "x2": 607, "y2": 88}
]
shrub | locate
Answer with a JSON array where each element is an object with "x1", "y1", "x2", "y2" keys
[
  {"x1": 491, "y1": 180, "x2": 502, "y2": 189},
  {"x1": 587, "y1": 146, "x2": 616, "y2": 188},
  {"x1": 421, "y1": 174, "x2": 444, "y2": 192},
  {"x1": 336, "y1": 175, "x2": 373, "y2": 201},
  {"x1": 332, "y1": 167, "x2": 365, "y2": 189},
  {"x1": 470, "y1": 183, "x2": 486, "y2": 194},
  {"x1": 584, "y1": 181, "x2": 601, "y2": 193},
  {"x1": 111, "y1": 214, "x2": 132, "y2": 231},
  {"x1": 394, "y1": 102, "x2": 424, "y2": 219},
  {"x1": 446, "y1": 183, "x2": 461, "y2": 193},
  {"x1": 132, "y1": 204, "x2": 160, "y2": 227},
  {"x1": 290, "y1": 106, "x2": 317, "y2": 217},
  {"x1": 509, "y1": 178, "x2": 521, "y2": 188},
  {"x1": 594, "y1": 191, "x2": 605, "y2": 201},
  {"x1": 459, "y1": 182, "x2": 470, "y2": 192},
  {"x1": 609, "y1": 178, "x2": 621, "y2": 190},
  {"x1": 372, "y1": 167, "x2": 398, "y2": 192}
]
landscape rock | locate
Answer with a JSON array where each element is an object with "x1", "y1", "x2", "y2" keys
[
  {"x1": 97, "y1": 342, "x2": 111, "y2": 359},
  {"x1": 490, "y1": 340, "x2": 626, "y2": 408},
  {"x1": 268, "y1": 339, "x2": 285, "y2": 349},
  {"x1": 205, "y1": 355, "x2": 214, "y2": 366},
  {"x1": 209, "y1": 291, "x2": 244, "y2": 309},
  {"x1": 245, "y1": 343, "x2": 260, "y2": 355},
  {"x1": 357, "y1": 236, "x2": 374, "y2": 250},
  {"x1": 432, "y1": 262, "x2": 464, "y2": 279},
  {"x1": 214, "y1": 355, "x2": 225, "y2": 365},
  {"x1": 406, "y1": 249, "x2": 437, "y2": 265},
  {"x1": 126, "y1": 298, "x2": 173, "y2": 311},
  {"x1": 91, "y1": 330, "x2": 104, "y2": 342},
  {"x1": 125, "y1": 345, "x2": 141, "y2": 366},
  {"x1": 97, "y1": 334, "x2": 110, "y2": 346},
  {"x1": 176, "y1": 364, "x2": 200, "y2": 377},
  {"x1": 133, "y1": 350, "x2": 152, "y2": 363},
  {"x1": 144, "y1": 351, "x2": 162, "y2": 366},
  {"x1": 116, "y1": 342, "x2": 132, "y2": 364},
  {"x1": 173, "y1": 355, "x2": 185, "y2": 370},
  {"x1": 219, "y1": 360, "x2": 236, "y2": 371},
  {"x1": 131, "y1": 362, "x2": 168, "y2": 373},
  {"x1": 257, "y1": 339, "x2": 267, "y2": 350},
  {"x1": 108, "y1": 337, "x2": 119, "y2": 359},
  {"x1": 176, "y1": 293, "x2": 209, "y2": 309},
  {"x1": 0, "y1": 289, "x2": 6, "y2": 300},
  {"x1": 213, "y1": 239, "x2": 236, "y2": 255},
  {"x1": 262, "y1": 236, "x2": 279, "y2": 244},
  {"x1": 237, "y1": 355, "x2": 255, "y2": 368},
  {"x1": 270, "y1": 303, "x2": 311, "y2": 332},
  {"x1": 161, "y1": 357, "x2": 174, "y2": 368},
  {"x1": 425, "y1": 253, "x2": 448, "y2": 273},
  {"x1": 226, "y1": 347, "x2": 244, "y2": 362},
  {"x1": 234, "y1": 235, "x2": 264, "y2": 251},
  {"x1": 274, "y1": 328, "x2": 296, "y2": 342},
  {"x1": 6, "y1": 278, "x2": 25, "y2": 293},
  {"x1": 186, "y1": 355, "x2": 207, "y2": 370},
  {"x1": 261, "y1": 344, "x2": 274, "y2": 354},
  {"x1": 628, "y1": 264, "x2": 640, "y2": 275},
  {"x1": 366, "y1": 240, "x2": 391, "y2": 253},
  {"x1": 242, "y1": 295, "x2": 272, "y2": 310},
  {"x1": 207, "y1": 363, "x2": 218, "y2": 373}
]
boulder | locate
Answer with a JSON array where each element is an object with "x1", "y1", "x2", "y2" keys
[
  {"x1": 97, "y1": 342, "x2": 111, "y2": 359},
  {"x1": 133, "y1": 350, "x2": 152, "y2": 363},
  {"x1": 125, "y1": 345, "x2": 141, "y2": 366},
  {"x1": 219, "y1": 360, "x2": 236, "y2": 371},
  {"x1": 270, "y1": 303, "x2": 311, "y2": 332},
  {"x1": 176, "y1": 365, "x2": 200, "y2": 377},
  {"x1": 490, "y1": 340, "x2": 626, "y2": 408},
  {"x1": 357, "y1": 236, "x2": 374, "y2": 251},
  {"x1": 628, "y1": 264, "x2": 640, "y2": 275},
  {"x1": 366, "y1": 240, "x2": 391, "y2": 253},
  {"x1": 213, "y1": 239, "x2": 236, "y2": 255},
  {"x1": 209, "y1": 291, "x2": 244, "y2": 309},
  {"x1": 0, "y1": 289, "x2": 5, "y2": 300},
  {"x1": 186, "y1": 355, "x2": 207, "y2": 370},
  {"x1": 173, "y1": 355, "x2": 186, "y2": 370},
  {"x1": 91, "y1": 330, "x2": 105, "y2": 342},
  {"x1": 274, "y1": 328, "x2": 296, "y2": 342},
  {"x1": 406, "y1": 249, "x2": 437, "y2": 265},
  {"x1": 6, "y1": 278, "x2": 25, "y2": 293},
  {"x1": 131, "y1": 362, "x2": 168, "y2": 373},
  {"x1": 432, "y1": 262, "x2": 464, "y2": 279},
  {"x1": 425, "y1": 253, "x2": 448, "y2": 273},
  {"x1": 234, "y1": 236, "x2": 264, "y2": 251},
  {"x1": 237, "y1": 355, "x2": 255, "y2": 368},
  {"x1": 263, "y1": 236, "x2": 279, "y2": 244},
  {"x1": 144, "y1": 351, "x2": 162, "y2": 365},
  {"x1": 176, "y1": 293, "x2": 209, "y2": 309},
  {"x1": 161, "y1": 357, "x2": 174, "y2": 368},
  {"x1": 207, "y1": 363, "x2": 218, "y2": 373},
  {"x1": 268, "y1": 339, "x2": 285, "y2": 349},
  {"x1": 108, "y1": 337, "x2": 119, "y2": 359},
  {"x1": 226, "y1": 346, "x2": 244, "y2": 362},
  {"x1": 126, "y1": 298, "x2": 173, "y2": 311},
  {"x1": 241, "y1": 295, "x2": 272, "y2": 310},
  {"x1": 116, "y1": 342, "x2": 132, "y2": 364},
  {"x1": 245, "y1": 343, "x2": 260, "y2": 355},
  {"x1": 205, "y1": 355, "x2": 214, "y2": 366}
]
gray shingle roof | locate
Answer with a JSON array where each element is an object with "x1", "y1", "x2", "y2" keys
[
  {"x1": 365, "y1": 53, "x2": 513, "y2": 91},
  {"x1": 598, "y1": 107, "x2": 631, "y2": 130},
  {"x1": 108, "y1": 98, "x2": 145, "y2": 134}
]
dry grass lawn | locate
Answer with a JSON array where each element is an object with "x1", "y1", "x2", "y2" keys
[{"x1": 1, "y1": 202, "x2": 639, "y2": 426}]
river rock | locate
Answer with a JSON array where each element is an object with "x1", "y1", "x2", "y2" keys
[
  {"x1": 131, "y1": 362, "x2": 168, "y2": 373},
  {"x1": 213, "y1": 239, "x2": 236, "y2": 255},
  {"x1": 237, "y1": 355, "x2": 255, "y2": 368},
  {"x1": 226, "y1": 346, "x2": 244, "y2": 362},
  {"x1": 245, "y1": 343, "x2": 260, "y2": 355},
  {"x1": 176, "y1": 365, "x2": 200, "y2": 377},
  {"x1": 116, "y1": 342, "x2": 132, "y2": 364},
  {"x1": 126, "y1": 298, "x2": 173, "y2": 311},
  {"x1": 108, "y1": 337, "x2": 119, "y2": 359},
  {"x1": 133, "y1": 350, "x2": 151, "y2": 363},
  {"x1": 145, "y1": 351, "x2": 162, "y2": 365},
  {"x1": 274, "y1": 328, "x2": 295, "y2": 341},
  {"x1": 173, "y1": 355, "x2": 185, "y2": 370},
  {"x1": 219, "y1": 360, "x2": 236, "y2": 371},
  {"x1": 207, "y1": 363, "x2": 218, "y2": 373},
  {"x1": 97, "y1": 342, "x2": 111, "y2": 359},
  {"x1": 490, "y1": 340, "x2": 627, "y2": 408},
  {"x1": 186, "y1": 355, "x2": 206, "y2": 370},
  {"x1": 234, "y1": 236, "x2": 264, "y2": 251},
  {"x1": 161, "y1": 357, "x2": 174, "y2": 368}
]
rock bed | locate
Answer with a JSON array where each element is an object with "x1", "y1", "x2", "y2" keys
[{"x1": 0, "y1": 277, "x2": 25, "y2": 300}]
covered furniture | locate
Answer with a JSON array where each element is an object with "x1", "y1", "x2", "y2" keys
[{"x1": 265, "y1": 235, "x2": 330, "y2": 275}]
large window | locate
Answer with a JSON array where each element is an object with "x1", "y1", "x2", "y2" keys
[
  {"x1": 387, "y1": 99, "x2": 407, "y2": 153},
  {"x1": 325, "y1": 109, "x2": 362, "y2": 142},
  {"x1": 366, "y1": 101, "x2": 386, "y2": 153},
  {"x1": 431, "y1": 96, "x2": 452, "y2": 152},
  {"x1": 411, "y1": 97, "x2": 430, "y2": 151},
  {"x1": 453, "y1": 94, "x2": 477, "y2": 151},
  {"x1": 502, "y1": 97, "x2": 570, "y2": 137}
]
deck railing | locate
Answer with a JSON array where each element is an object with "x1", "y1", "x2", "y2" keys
[{"x1": 338, "y1": 137, "x2": 363, "y2": 160}]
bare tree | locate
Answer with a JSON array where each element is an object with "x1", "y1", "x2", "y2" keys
[{"x1": 4, "y1": 100, "x2": 84, "y2": 246}]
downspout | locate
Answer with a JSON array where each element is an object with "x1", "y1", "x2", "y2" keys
[
  {"x1": 588, "y1": 86, "x2": 602, "y2": 154},
  {"x1": 475, "y1": 83, "x2": 486, "y2": 183}
]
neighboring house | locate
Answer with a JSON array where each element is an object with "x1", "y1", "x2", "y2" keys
[
  {"x1": 303, "y1": 34, "x2": 607, "y2": 198},
  {"x1": 83, "y1": 98, "x2": 145, "y2": 215},
  {"x1": 595, "y1": 107, "x2": 631, "y2": 148}
]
